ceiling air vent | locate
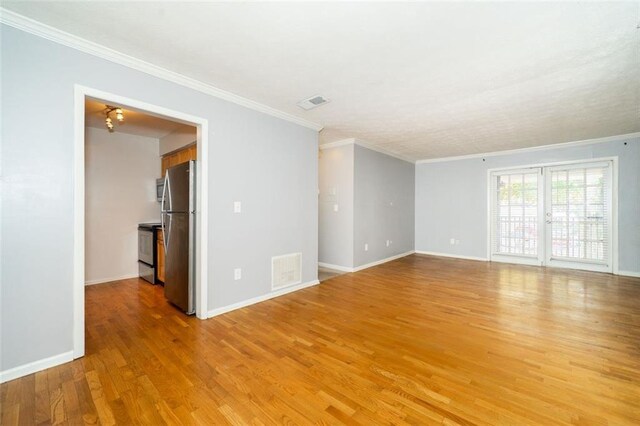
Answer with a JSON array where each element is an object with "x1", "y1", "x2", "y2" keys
[{"x1": 297, "y1": 95, "x2": 330, "y2": 111}]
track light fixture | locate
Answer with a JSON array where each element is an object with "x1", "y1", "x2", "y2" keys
[{"x1": 104, "y1": 105, "x2": 125, "y2": 132}]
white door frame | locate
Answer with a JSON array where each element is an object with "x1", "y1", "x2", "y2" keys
[
  {"x1": 487, "y1": 156, "x2": 619, "y2": 274},
  {"x1": 543, "y1": 161, "x2": 614, "y2": 273},
  {"x1": 73, "y1": 85, "x2": 209, "y2": 359},
  {"x1": 488, "y1": 166, "x2": 544, "y2": 267}
]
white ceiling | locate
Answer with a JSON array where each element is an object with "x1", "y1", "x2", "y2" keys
[
  {"x1": 85, "y1": 98, "x2": 188, "y2": 139},
  {"x1": 5, "y1": 2, "x2": 640, "y2": 160}
]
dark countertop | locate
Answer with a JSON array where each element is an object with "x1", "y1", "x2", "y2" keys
[{"x1": 138, "y1": 222, "x2": 162, "y2": 230}]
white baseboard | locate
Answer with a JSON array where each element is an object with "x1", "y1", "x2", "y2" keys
[
  {"x1": 0, "y1": 351, "x2": 74, "y2": 384},
  {"x1": 85, "y1": 273, "x2": 139, "y2": 286},
  {"x1": 353, "y1": 250, "x2": 415, "y2": 272},
  {"x1": 415, "y1": 250, "x2": 488, "y2": 262},
  {"x1": 207, "y1": 279, "x2": 320, "y2": 318},
  {"x1": 318, "y1": 262, "x2": 354, "y2": 273},
  {"x1": 618, "y1": 270, "x2": 640, "y2": 278}
]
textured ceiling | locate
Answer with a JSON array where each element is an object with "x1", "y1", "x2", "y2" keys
[
  {"x1": 5, "y1": 2, "x2": 640, "y2": 160},
  {"x1": 85, "y1": 99, "x2": 187, "y2": 139}
]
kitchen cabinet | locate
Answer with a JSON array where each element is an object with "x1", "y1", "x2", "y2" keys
[
  {"x1": 156, "y1": 229, "x2": 165, "y2": 283},
  {"x1": 161, "y1": 144, "x2": 197, "y2": 177}
]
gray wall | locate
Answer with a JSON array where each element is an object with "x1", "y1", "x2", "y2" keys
[
  {"x1": 1, "y1": 25, "x2": 318, "y2": 372},
  {"x1": 318, "y1": 144, "x2": 354, "y2": 268},
  {"x1": 415, "y1": 137, "x2": 640, "y2": 273},
  {"x1": 354, "y1": 145, "x2": 415, "y2": 267}
]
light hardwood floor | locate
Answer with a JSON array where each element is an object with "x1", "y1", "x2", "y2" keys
[{"x1": 2, "y1": 254, "x2": 640, "y2": 425}]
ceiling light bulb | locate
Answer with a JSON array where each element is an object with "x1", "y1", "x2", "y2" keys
[{"x1": 115, "y1": 108, "x2": 124, "y2": 122}]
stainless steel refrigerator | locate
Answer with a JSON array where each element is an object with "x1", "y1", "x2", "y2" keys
[{"x1": 161, "y1": 160, "x2": 196, "y2": 314}]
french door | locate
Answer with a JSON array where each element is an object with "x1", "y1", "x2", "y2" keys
[{"x1": 490, "y1": 160, "x2": 613, "y2": 273}]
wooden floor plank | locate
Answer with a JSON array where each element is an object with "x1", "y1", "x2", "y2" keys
[{"x1": 2, "y1": 255, "x2": 640, "y2": 425}]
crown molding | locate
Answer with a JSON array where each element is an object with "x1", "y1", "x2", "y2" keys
[
  {"x1": 319, "y1": 138, "x2": 356, "y2": 150},
  {"x1": 0, "y1": 8, "x2": 323, "y2": 132},
  {"x1": 416, "y1": 132, "x2": 640, "y2": 164},
  {"x1": 320, "y1": 138, "x2": 415, "y2": 164}
]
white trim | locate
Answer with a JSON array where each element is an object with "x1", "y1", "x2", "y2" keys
[
  {"x1": 74, "y1": 85, "x2": 210, "y2": 361},
  {"x1": 207, "y1": 279, "x2": 320, "y2": 318},
  {"x1": 487, "y1": 156, "x2": 620, "y2": 173},
  {"x1": 415, "y1": 250, "x2": 488, "y2": 262},
  {"x1": 416, "y1": 132, "x2": 640, "y2": 164},
  {"x1": 73, "y1": 86, "x2": 85, "y2": 359},
  {"x1": 320, "y1": 138, "x2": 415, "y2": 164},
  {"x1": 319, "y1": 138, "x2": 356, "y2": 150},
  {"x1": 618, "y1": 270, "x2": 640, "y2": 278},
  {"x1": 612, "y1": 156, "x2": 619, "y2": 275},
  {"x1": 353, "y1": 251, "x2": 415, "y2": 272},
  {"x1": 84, "y1": 274, "x2": 139, "y2": 286},
  {"x1": 0, "y1": 351, "x2": 73, "y2": 384},
  {"x1": 318, "y1": 262, "x2": 354, "y2": 273},
  {"x1": 196, "y1": 122, "x2": 209, "y2": 319},
  {"x1": 0, "y1": 8, "x2": 322, "y2": 132}
]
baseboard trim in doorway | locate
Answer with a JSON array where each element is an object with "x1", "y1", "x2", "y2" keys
[
  {"x1": 353, "y1": 251, "x2": 416, "y2": 272},
  {"x1": 415, "y1": 250, "x2": 489, "y2": 262},
  {"x1": 318, "y1": 262, "x2": 354, "y2": 273},
  {"x1": 207, "y1": 279, "x2": 320, "y2": 319},
  {"x1": 0, "y1": 351, "x2": 74, "y2": 384},
  {"x1": 618, "y1": 270, "x2": 640, "y2": 278},
  {"x1": 85, "y1": 273, "x2": 139, "y2": 286}
]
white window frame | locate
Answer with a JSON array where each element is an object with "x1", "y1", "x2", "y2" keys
[{"x1": 486, "y1": 157, "x2": 618, "y2": 274}]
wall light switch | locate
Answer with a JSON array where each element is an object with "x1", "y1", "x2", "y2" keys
[
  {"x1": 234, "y1": 268, "x2": 242, "y2": 280},
  {"x1": 386, "y1": 240, "x2": 390, "y2": 247},
  {"x1": 333, "y1": 204, "x2": 339, "y2": 212},
  {"x1": 364, "y1": 243, "x2": 369, "y2": 251},
  {"x1": 450, "y1": 238, "x2": 455, "y2": 245},
  {"x1": 234, "y1": 201, "x2": 242, "y2": 213}
]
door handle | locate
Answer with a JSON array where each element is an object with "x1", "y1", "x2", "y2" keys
[{"x1": 161, "y1": 213, "x2": 168, "y2": 254}]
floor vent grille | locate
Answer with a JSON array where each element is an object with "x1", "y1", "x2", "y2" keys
[{"x1": 272, "y1": 253, "x2": 302, "y2": 290}]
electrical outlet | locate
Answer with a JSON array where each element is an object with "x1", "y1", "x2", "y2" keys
[
  {"x1": 234, "y1": 201, "x2": 242, "y2": 213},
  {"x1": 364, "y1": 243, "x2": 369, "y2": 251},
  {"x1": 234, "y1": 268, "x2": 242, "y2": 280}
]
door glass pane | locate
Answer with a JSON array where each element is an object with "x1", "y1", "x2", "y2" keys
[
  {"x1": 495, "y1": 171, "x2": 539, "y2": 256},
  {"x1": 550, "y1": 166, "x2": 607, "y2": 263}
]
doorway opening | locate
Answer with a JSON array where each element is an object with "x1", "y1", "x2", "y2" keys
[
  {"x1": 74, "y1": 85, "x2": 209, "y2": 359},
  {"x1": 488, "y1": 158, "x2": 617, "y2": 273}
]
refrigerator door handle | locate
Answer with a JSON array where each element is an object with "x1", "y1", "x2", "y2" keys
[
  {"x1": 161, "y1": 212, "x2": 168, "y2": 255},
  {"x1": 161, "y1": 170, "x2": 170, "y2": 212}
]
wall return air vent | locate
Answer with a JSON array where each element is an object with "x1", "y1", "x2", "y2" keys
[
  {"x1": 297, "y1": 95, "x2": 330, "y2": 110},
  {"x1": 272, "y1": 253, "x2": 302, "y2": 290}
]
